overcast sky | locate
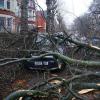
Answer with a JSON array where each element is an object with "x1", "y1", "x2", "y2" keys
[{"x1": 37, "y1": 0, "x2": 93, "y2": 24}]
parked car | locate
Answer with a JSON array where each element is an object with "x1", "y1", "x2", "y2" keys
[
  {"x1": 22, "y1": 54, "x2": 65, "y2": 71},
  {"x1": 91, "y1": 37, "x2": 100, "y2": 47}
]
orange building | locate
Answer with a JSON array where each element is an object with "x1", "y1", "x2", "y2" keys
[{"x1": 36, "y1": 11, "x2": 46, "y2": 32}]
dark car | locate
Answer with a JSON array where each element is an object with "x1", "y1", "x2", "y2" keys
[{"x1": 22, "y1": 55, "x2": 65, "y2": 71}]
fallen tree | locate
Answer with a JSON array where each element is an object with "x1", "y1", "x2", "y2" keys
[
  {"x1": 0, "y1": 52, "x2": 100, "y2": 67},
  {"x1": 63, "y1": 30, "x2": 100, "y2": 53},
  {"x1": 0, "y1": 32, "x2": 100, "y2": 100},
  {"x1": 5, "y1": 72, "x2": 100, "y2": 100}
]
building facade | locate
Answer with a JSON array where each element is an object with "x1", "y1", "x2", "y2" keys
[
  {"x1": 28, "y1": 0, "x2": 36, "y2": 30},
  {"x1": 0, "y1": 0, "x2": 20, "y2": 32},
  {"x1": 0, "y1": 0, "x2": 46, "y2": 33},
  {"x1": 0, "y1": 0, "x2": 36, "y2": 33}
]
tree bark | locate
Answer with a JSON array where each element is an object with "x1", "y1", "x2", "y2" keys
[
  {"x1": 20, "y1": 0, "x2": 28, "y2": 34},
  {"x1": 46, "y1": 0, "x2": 56, "y2": 34}
]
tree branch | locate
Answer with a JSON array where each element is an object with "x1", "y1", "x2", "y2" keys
[
  {"x1": 63, "y1": 30, "x2": 100, "y2": 53},
  {"x1": 0, "y1": 52, "x2": 100, "y2": 67},
  {"x1": 5, "y1": 90, "x2": 48, "y2": 100}
]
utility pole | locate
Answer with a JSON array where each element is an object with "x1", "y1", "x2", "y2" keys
[{"x1": 20, "y1": 0, "x2": 28, "y2": 34}]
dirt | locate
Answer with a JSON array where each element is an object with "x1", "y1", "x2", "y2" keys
[
  {"x1": 0, "y1": 66, "x2": 68, "y2": 99},
  {"x1": 0, "y1": 66, "x2": 100, "y2": 100}
]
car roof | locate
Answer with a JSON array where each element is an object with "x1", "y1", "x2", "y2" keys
[{"x1": 31, "y1": 55, "x2": 54, "y2": 58}]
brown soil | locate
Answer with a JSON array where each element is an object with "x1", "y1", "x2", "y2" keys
[{"x1": 0, "y1": 66, "x2": 100, "y2": 100}]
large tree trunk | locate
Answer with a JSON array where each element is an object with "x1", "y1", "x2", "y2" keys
[
  {"x1": 46, "y1": 0, "x2": 56, "y2": 34},
  {"x1": 20, "y1": 0, "x2": 28, "y2": 34}
]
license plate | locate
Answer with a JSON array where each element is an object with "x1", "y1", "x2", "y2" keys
[
  {"x1": 34, "y1": 61, "x2": 43, "y2": 65},
  {"x1": 43, "y1": 61, "x2": 48, "y2": 65}
]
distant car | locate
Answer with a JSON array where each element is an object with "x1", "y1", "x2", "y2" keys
[
  {"x1": 91, "y1": 37, "x2": 100, "y2": 47},
  {"x1": 22, "y1": 55, "x2": 65, "y2": 71}
]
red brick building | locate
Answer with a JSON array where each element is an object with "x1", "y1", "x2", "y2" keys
[{"x1": 36, "y1": 11, "x2": 46, "y2": 32}]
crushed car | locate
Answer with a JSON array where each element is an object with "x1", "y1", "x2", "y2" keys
[{"x1": 22, "y1": 54, "x2": 65, "y2": 71}]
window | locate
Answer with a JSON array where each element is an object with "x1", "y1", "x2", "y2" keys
[
  {"x1": 7, "y1": 0, "x2": 10, "y2": 9},
  {"x1": 28, "y1": 10, "x2": 32, "y2": 17},
  {"x1": 0, "y1": 17, "x2": 5, "y2": 31},
  {"x1": 29, "y1": 0, "x2": 33, "y2": 7},
  {"x1": 7, "y1": 18, "x2": 12, "y2": 32},
  {"x1": 0, "y1": 0, "x2": 4, "y2": 8},
  {"x1": 7, "y1": 18, "x2": 12, "y2": 26}
]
